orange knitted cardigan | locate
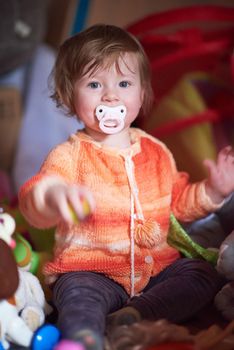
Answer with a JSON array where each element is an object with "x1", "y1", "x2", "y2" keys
[{"x1": 19, "y1": 128, "x2": 219, "y2": 295}]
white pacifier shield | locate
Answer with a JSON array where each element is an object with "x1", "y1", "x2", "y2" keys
[{"x1": 95, "y1": 105, "x2": 127, "y2": 134}]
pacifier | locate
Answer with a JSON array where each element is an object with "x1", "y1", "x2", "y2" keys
[{"x1": 95, "y1": 105, "x2": 127, "y2": 134}]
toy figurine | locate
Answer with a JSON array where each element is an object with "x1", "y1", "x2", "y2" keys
[
  {"x1": 0, "y1": 210, "x2": 60, "y2": 349},
  {"x1": 0, "y1": 237, "x2": 33, "y2": 349}
]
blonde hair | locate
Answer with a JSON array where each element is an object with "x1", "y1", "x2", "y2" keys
[{"x1": 50, "y1": 24, "x2": 154, "y2": 116}]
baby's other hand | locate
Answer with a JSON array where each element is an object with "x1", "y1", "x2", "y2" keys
[
  {"x1": 204, "y1": 146, "x2": 234, "y2": 204},
  {"x1": 45, "y1": 183, "x2": 95, "y2": 224}
]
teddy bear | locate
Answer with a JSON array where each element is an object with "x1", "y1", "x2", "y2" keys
[
  {"x1": 0, "y1": 209, "x2": 61, "y2": 349},
  {"x1": 0, "y1": 212, "x2": 33, "y2": 349},
  {"x1": 0, "y1": 210, "x2": 49, "y2": 342},
  {"x1": 183, "y1": 193, "x2": 234, "y2": 321}
]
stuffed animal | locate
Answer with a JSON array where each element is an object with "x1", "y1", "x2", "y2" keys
[
  {"x1": 13, "y1": 231, "x2": 53, "y2": 329},
  {"x1": 0, "y1": 210, "x2": 51, "y2": 332},
  {"x1": 0, "y1": 210, "x2": 61, "y2": 349},
  {"x1": 15, "y1": 267, "x2": 51, "y2": 331},
  {"x1": 0, "y1": 232, "x2": 33, "y2": 348},
  {"x1": 183, "y1": 194, "x2": 234, "y2": 321},
  {"x1": 1, "y1": 199, "x2": 54, "y2": 298},
  {"x1": 214, "y1": 230, "x2": 234, "y2": 320}
]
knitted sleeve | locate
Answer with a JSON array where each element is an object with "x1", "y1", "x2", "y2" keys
[
  {"x1": 18, "y1": 139, "x2": 78, "y2": 229},
  {"x1": 138, "y1": 130, "x2": 221, "y2": 222},
  {"x1": 169, "y1": 151, "x2": 222, "y2": 222}
]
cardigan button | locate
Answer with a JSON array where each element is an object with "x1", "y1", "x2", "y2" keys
[{"x1": 145, "y1": 255, "x2": 153, "y2": 264}]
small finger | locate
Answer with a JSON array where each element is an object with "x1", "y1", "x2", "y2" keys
[
  {"x1": 66, "y1": 187, "x2": 86, "y2": 221},
  {"x1": 57, "y1": 197, "x2": 74, "y2": 224},
  {"x1": 218, "y1": 146, "x2": 233, "y2": 162},
  {"x1": 78, "y1": 187, "x2": 95, "y2": 213},
  {"x1": 68, "y1": 198, "x2": 85, "y2": 221},
  {"x1": 225, "y1": 147, "x2": 234, "y2": 163}
]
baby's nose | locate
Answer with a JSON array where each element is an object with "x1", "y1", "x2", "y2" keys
[{"x1": 102, "y1": 88, "x2": 119, "y2": 102}]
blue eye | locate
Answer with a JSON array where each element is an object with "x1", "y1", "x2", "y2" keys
[
  {"x1": 88, "y1": 82, "x2": 100, "y2": 89},
  {"x1": 119, "y1": 81, "x2": 130, "y2": 88}
]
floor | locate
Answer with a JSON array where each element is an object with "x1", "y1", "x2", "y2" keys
[{"x1": 8, "y1": 303, "x2": 228, "y2": 349}]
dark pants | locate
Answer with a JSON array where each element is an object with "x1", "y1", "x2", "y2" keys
[{"x1": 52, "y1": 258, "x2": 225, "y2": 339}]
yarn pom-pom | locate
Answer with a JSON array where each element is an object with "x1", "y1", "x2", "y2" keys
[{"x1": 135, "y1": 219, "x2": 161, "y2": 248}]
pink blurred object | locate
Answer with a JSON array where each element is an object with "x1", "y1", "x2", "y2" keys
[
  {"x1": 9, "y1": 237, "x2": 16, "y2": 249},
  {"x1": 54, "y1": 339, "x2": 85, "y2": 350}
]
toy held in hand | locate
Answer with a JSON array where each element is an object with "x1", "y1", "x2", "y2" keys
[{"x1": 68, "y1": 199, "x2": 90, "y2": 224}]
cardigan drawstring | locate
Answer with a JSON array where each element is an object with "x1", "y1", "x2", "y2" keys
[
  {"x1": 124, "y1": 153, "x2": 146, "y2": 297},
  {"x1": 124, "y1": 153, "x2": 161, "y2": 297}
]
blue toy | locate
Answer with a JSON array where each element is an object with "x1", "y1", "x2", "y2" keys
[{"x1": 31, "y1": 324, "x2": 61, "y2": 350}]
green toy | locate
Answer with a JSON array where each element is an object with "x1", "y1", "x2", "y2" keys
[
  {"x1": 167, "y1": 214, "x2": 218, "y2": 266},
  {"x1": 13, "y1": 233, "x2": 40, "y2": 275}
]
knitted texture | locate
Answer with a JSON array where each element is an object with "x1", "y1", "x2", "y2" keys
[{"x1": 19, "y1": 128, "x2": 219, "y2": 295}]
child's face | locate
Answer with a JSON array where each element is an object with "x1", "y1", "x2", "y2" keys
[{"x1": 73, "y1": 53, "x2": 144, "y2": 136}]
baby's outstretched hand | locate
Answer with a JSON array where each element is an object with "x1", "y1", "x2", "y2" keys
[
  {"x1": 204, "y1": 146, "x2": 234, "y2": 204},
  {"x1": 45, "y1": 183, "x2": 95, "y2": 224}
]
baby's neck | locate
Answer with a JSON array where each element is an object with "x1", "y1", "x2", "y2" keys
[{"x1": 84, "y1": 127, "x2": 132, "y2": 149}]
